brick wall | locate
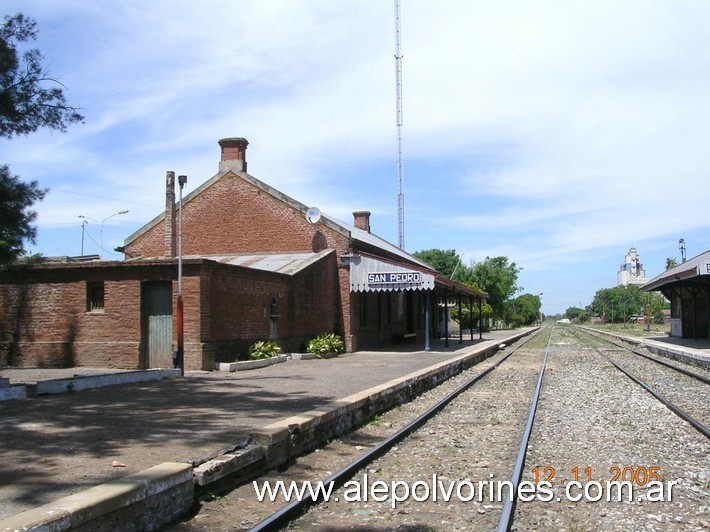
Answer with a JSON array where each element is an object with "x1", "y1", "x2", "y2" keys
[
  {"x1": 287, "y1": 250, "x2": 340, "y2": 348},
  {"x1": 0, "y1": 254, "x2": 346, "y2": 370},
  {"x1": 125, "y1": 170, "x2": 358, "y2": 351},
  {"x1": 127, "y1": 173, "x2": 345, "y2": 258},
  {"x1": 0, "y1": 263, "x2": 163, "y2": 368},
  {"x1": 198, "y1": 262, "x2": 289, "y2": 363},
  {"x1": 196, "y1": 254, "x2": 341, "y2": 361}
]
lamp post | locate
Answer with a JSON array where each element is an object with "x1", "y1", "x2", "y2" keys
[
  {"x1": 176, "y1": 175, "x2": 187, "y2": 376},
  {"x1": 76, "y1": 210, "x2": 129, "y2": 259}
]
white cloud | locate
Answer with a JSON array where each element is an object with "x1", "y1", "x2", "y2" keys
[{"x1": 1, "y1": 0, "x2": 709, "y2": 313}]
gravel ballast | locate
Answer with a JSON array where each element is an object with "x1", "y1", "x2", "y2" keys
[{"x1": 175, "y1": 327, "x2": 709, "y2": 530}]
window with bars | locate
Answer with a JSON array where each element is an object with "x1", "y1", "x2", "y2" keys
[{"x1": 87, "y1": 282, "x2": 105, "y2": 312}]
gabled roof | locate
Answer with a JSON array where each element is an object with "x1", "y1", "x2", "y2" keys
[
  {"x1": 642, "y1": 250, "x2": 710, "y2": 291},
  {"x1": 124, "y1": 166, "x2": 434, "y2": 273}
]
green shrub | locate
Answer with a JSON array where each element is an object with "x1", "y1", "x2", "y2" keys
[
  {"x1": 249, "y1": 340, "x2": 281, "y2": 360},
  {"x1": 307, "y1": 333, "x2": 344, "y2": 356}
]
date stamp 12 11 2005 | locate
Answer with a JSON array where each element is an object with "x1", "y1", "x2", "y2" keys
[{"x1": 532, "y1": 465, "x2": 663, "y2": 486}]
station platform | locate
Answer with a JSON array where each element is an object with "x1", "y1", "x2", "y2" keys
[{"x1": 0, "y1": 329, "x2": 529, "y2": 523}]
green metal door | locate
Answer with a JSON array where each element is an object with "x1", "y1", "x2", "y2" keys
[{"x1": 144, "y1": 282, "x2": 173, "y2": 368}]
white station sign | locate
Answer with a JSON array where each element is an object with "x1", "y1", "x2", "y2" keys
[
  {"x1": 367, "y1": 271, "x2": 421, "y2": 285},
  {"x1": 697, "y1": 261, "x2": 710, "y2": 275}
]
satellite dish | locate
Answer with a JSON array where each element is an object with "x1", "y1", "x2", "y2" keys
[{"x1": 306, "y1": 207, "x2": 321, "y2": 224}]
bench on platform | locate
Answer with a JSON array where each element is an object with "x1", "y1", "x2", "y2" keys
[{"x1": 393, "y1": 332, "x2": 417, "y2": 343}]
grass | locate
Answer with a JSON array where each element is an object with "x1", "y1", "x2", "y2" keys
[
  {"x1": 368, "y1": 414, "x2": 382, "y2": 427},
  {"x1": 584, "y1": 322, "x2": 670, "y2": 337}
]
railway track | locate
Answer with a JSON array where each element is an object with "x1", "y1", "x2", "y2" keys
[
  {"x1": 513, "y1": 326, "x2": 708, "y2": 530},
  {"x1": 249, "y1": 327, "x2": 553, "y2": 531},
  {"x1": 571, "y1": 327, "x2": 710, "y2": 439},
  {"x1": 175, "y1": 326, "x2": 708, "y2": 530}
]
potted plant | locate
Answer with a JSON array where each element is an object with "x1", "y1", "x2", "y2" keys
[
  {"x1": 306, "y1": 333, "x2": 345, "y2": 358},
  {"x1": 249, "y1": 340, "x2": 281, "y2": 360},
  {"x1": 216, "y1": 341, "x2": 286, "y2": 371}
]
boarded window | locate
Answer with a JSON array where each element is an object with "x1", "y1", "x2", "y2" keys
[{"x1": 87, "y1": 282, "x2": 105, "y2": 311}]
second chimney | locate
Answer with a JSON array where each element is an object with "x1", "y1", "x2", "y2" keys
[
  {"x1": 218, "y1": 137, "x2": 249, "y2": 173},
  {"x1": 353, "y1": 211, "x2": 371, "y2": 233}
]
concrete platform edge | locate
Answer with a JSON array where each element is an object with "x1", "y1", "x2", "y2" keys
[
  {"x1": 0, "y1": 384, "x2": 27, "y2": 401},
  {"x1": 34, "y1": 369, "x2": 181, "y2": 396},
  {"x1": 0, "y1": 462, "x2": 193, "y2": 532}
]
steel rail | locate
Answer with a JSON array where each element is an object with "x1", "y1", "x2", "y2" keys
[
  {"x1": 496, "y1": 325, "x2": 554, "y2": 532},
  {"x1": 572, "y1": 330, "x2": 710, "y2": 440},
  {"x1": 624, "y1": 348, "x2": 710, "y2": 385},
  {"x1": 579, "y1": 328, "x2": 710, "y2": 385},
  {"x1": 250, "y1": 327, "x2": 548, "y2": 531}
]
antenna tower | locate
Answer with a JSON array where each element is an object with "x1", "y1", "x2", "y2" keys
[{"x1": 394, "y1": 0, "x2": 405, "y2": 249}]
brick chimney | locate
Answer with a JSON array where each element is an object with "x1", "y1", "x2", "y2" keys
[
  {"x1": 165, "y1": 171, "x2": 176, "y2": 257},
  {"x1": 353, "y1": 211, "x2": 371, "y2": 233},
  {"x1": 218, "y1": 137, "x2": 249, "y2": 173}
]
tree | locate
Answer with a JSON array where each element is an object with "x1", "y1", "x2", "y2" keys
[
  {"x1": 468, "y1": 256, "x2": 522, "y2": 320},
  {"x1": 0, "y1": 14, "x2": 83, "y2": 138},
  {"x1": 0, "y1": 165, "x2": 46, "y2": 263},
  {"x1": 565, "y1": 306, "x2": 584, "y2": 320},
  {"x1": 0, "y1": 13, "x2": 83, "y2": 263},
  {"x1": 412, "y1": 250, "x2": 523, "y2": 322},
  {"x1": 665, "y1": 257, "x2": 678, "y2": 270},
  {"x1": 450, "y1": 280, "x2": 493, "y2": 330},
  {"x1": 505, "y1": 293, "x2": 540, "y2": 326},
  {"x1": 564, "y1": 306, "x2": 590, "y2": 323},
  {"x1": 412, "y1": 249, "x2": 461, "y2": 279},
  {"x1": 589, "y1": 285, "x2": 648, "y2": 325}
]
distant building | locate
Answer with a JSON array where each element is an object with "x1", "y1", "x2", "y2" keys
[{"x1": 618, "y1": 247, "x2": 648, "y2": 286}]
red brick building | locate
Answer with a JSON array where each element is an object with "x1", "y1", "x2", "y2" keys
[{"x1": 0, "y1": 137, "x2": 486, "y2": 370}]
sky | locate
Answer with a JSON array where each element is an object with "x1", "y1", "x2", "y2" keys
[{"x1": 2, "y1": 1, "x2": 709, "y2": 316}]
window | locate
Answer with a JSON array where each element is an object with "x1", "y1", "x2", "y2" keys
[{"x1": 87, "y1": 282, "x2": 105, "y2": 312}]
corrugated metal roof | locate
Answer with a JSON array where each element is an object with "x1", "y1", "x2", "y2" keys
[
  {"x1": 642, "y1": 250, "x2": 710, "y2": 291},
  {"x1": 201, "y1": 250, "x2": 332, "y2": 275}
]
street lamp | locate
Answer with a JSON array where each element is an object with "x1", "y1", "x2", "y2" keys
[
  {"x1": 76, "y1": 210, "x2": 129, "y2": 259},
  {"x1": 176, "y1": 175, "x2": 187, "y2": 376}
]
